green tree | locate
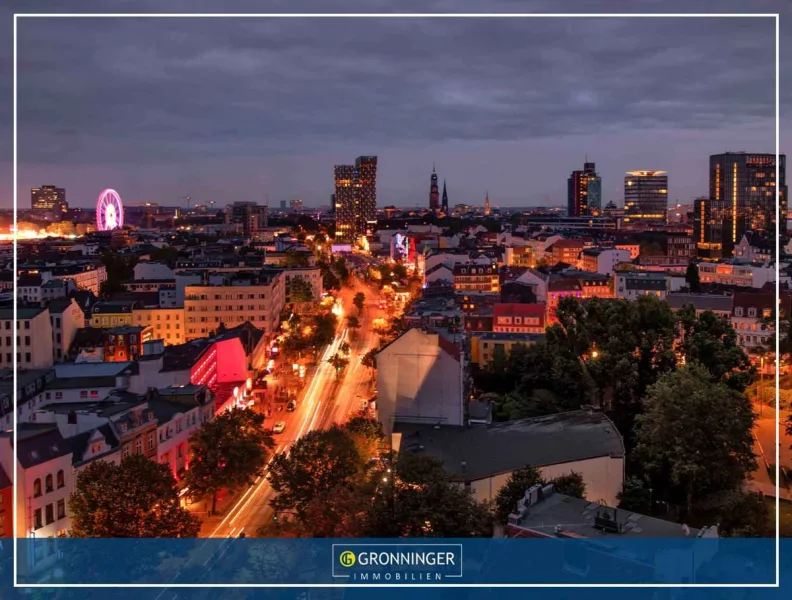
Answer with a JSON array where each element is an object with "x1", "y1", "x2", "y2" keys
[
  {"x1": 310, "y1": 312, "x2": 337, "y2": 347},
  {"x1": 181, "y1": 407, "x2": 274, "y2": 514},
  {"x1": 287, "y1": 276, "x2": 314, "y2": 303},
  {"x1": 494, "y1": 466, "x2": 544, "y2": 523},
  {"x1": 328, "y1": 353, "x2": 349, "y2": 378},
  {"x1": 69, "y1": 454, "x2": 200, "y2": 537},
  {"x1": 616, "y1": 476, "x2": 653, "y2": 514},
  {"x1": 343, "y1": 416, "x2": 384, "y2": 461},
  {"x1": 551, "y1": 472, "x2": 586, "y2": 499},
  {"x1": 346, "y1": 315, "x2": 361, "y2": 332},
  {"x1": 353, "y1": 292, "x2": 366, "y2": 315},
  {"x1": 335, "y1": 257, "x2": 350, "y2": 284},
  {"x1": 634, "y1": 364, "x2": 757, "y2": 514},
  {"x1": 269, "y1": 426, "x2": 365, "y2": 518},
  {"x1": 361, "y1": 348, "x2": 378, "y2": 371},
  {"x1": 677, "y1": 306, "x2": 754, "y2": 392},
  {"x1": 365, "y1": 453, "x2": 493, "y2": 537},
  {"x1": 282, "y1": 250, "x2": 310, "y2": 268},
  {"x1": 685, "y1": 262, "x2": 702, "y2": 293},
  {"x1": 718, "y1": 492, "x2": 770, "y2": 537}
]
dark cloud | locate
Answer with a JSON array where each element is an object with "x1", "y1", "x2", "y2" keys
[{"x1": 0, "y1": 0, "x2": 789, "y2": 207}]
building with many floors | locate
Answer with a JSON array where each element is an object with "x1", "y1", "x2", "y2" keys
[
  {"x1": 334, "y1": 155, "x2": 378, "y2": 242},
  {"x1": 183, "y1": 269, "x2": 285, "y2": 341},
  {"x1": 132, "y1": 306, "x2": 186, "y2": 346},
  {"x1": 0, "y1": 307, "x2": 54, "y2": 370},
  {"x1": 453, "y1": 263, "x2": 500, "y2": 293},
  {"x1": 623, "y1": 170, "x2": 668, "y2": 227}
]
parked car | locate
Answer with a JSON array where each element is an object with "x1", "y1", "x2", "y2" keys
[
  {"x1": 286, "y1": 400, "x2": 297, "y2": 412},
  {"x1": 273, "y1": 421, "x2": 286, "y2": 434}
]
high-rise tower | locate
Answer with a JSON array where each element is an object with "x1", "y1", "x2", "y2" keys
[
  {"x1": 31, "y1": 185, "x2": 67, "y2": 214},
  {"x1": 441, "y1": 180, "x2": 449, "y2": 213},
  {"x1": 430, "y1": 165, "x2": 439, "y2": 211},
  {"x1": 695, "y1": 152, "x2": 787, "y2": 258},
  {"x1": 567, "y1": 161, "x2": 601, "y2": 217},
  {"x1": 334, "y1": 156, "x2": 378, "y2": 242},
  {"x1": 623, "y1": 171, "x2": 668, "y2": 226}
]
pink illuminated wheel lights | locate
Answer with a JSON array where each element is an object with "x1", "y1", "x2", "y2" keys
[{"x1": 96, "y1": 188, "x2": 125, "y2": 231}]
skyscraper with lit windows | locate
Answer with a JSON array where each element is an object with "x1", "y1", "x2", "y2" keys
[
  {"x1": 694, "y1": 152, "x2": 787, "y2": 259},
  {"x1": 623, "y1": 171, "x2": 668, "y2": 226},
  {"x1": 567, "y1": 162, "x2": 601, "y2": 217},
  {"x1": 31, "y1": 185, "x2": 67, "y2": 214},
  {"x1": 334, "y1": 156, "x2": 378, "y2": 241}
]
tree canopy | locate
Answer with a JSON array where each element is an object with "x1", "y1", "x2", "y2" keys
[
  {"x1": 181, "y1": 407, "x2": 274, "y2": 514},
  {"x1": 287, "y1": 276, "x2": 314, "y2": 303},
  {"x1": 268, "y1": 425, "x2": 365, "y2": 518},
  {"x1": 265, "y1": 421, "x2": 492, "y2": 538},
  {"x1": 634, "y1": 363, "x2": 756, "y2": 514},
  {"x1": 353, "y1": 292, "x2": 366, "y2": 314},
  {"x1": 476, "y1": 295, "x2": 754, "y2": 451},
  {"x1": 69, "y1": 454, "x2": 200, "y2": 537}
]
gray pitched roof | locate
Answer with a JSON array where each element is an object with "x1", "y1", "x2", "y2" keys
[
  {"x1": 17, "y1": 424, "x2": 73, "y2": 468},
  {"x1": 395, "y1": 409, "x2": 624, "y2": 482}
]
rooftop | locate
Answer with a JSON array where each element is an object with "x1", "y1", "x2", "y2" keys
[
  {"x1": 395, "y1": 409, "x2": 624, "y2": 482},
  {"x1": 17, "y1": 423, "x2": 73, "y2": 468},
  {"x1": 0, "y1": 307, "x2": 47, "y2": 320},
  {"x1": 666, "y1": 293, "x2": 733, "y2": 312},
  {"x1": 506, "y1": 488, "x2": 706, "y2": 539}
]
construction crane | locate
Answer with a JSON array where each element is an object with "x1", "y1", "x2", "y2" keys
[{"x1": 181, "y1": 195, "x2": 192, "y2": 209}]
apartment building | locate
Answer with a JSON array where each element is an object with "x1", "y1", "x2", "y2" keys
[
  {"x1": 48, "y1": 298, "x2": 84, "y2": 362},
  {"x1": 50, "y1": 263, "x2": 107, "y2": 295},
  {"x1": 184, "y1": 270, "x2": 285, "y2": 341},
  {"x1": 151, "y1": 385, "x2": 215, "y2": 480},
  {"x1": 1, "y1": 425, "x2": 74, "y2": 563},
  {"x1": 492, "y1": 303, "x2": 546, "y2": 334},
  {"x1": 697, "y1": 261, "x2": 775, "y2": 289},
  {"x1": 132, "y1": 306, "x2": 186, "y2": 345},
  {"x1": 730, "y1": 292, "x2": 774, "y2": 353},
  {"x1": 0, "y1": 307, "x2": 54, "y2": 369},
  {"x1": 90, "y1": 301, "x2": 137, "y2": 328},
  {"x1": 453, "y1": 263, "x2": 500, "y2": 293},
  {"x1": 550, "y1": 239, "x2": 585, "y2": 266}
]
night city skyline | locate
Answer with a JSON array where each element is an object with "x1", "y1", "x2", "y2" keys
[{"x1": 1, "y1": 2, "x2": 788, "y2": 211}]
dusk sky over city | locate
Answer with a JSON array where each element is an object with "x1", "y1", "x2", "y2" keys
[
  {"x1": 5, "y1": 0, "x2": 792, "y2": 585},
  {"x1": 1, "y1": 0, "x2": 789, "y2": 210}
]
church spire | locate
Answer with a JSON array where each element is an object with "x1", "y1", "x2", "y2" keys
[
  {"x1": 442, "y1": 179, "x2": 448, "y2": 212},
  {"x1": 429, "y1": 164, "x2": 439, "y2": 211},
  {"x1": 484, "y1": 191, "x2": 491, "y2": 216}
]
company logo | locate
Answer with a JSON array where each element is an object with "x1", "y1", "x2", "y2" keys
[{"x1": 333, "y1": 544, "x2": 463, "y2": 583}]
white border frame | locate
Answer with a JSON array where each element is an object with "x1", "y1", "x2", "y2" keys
[{"x1": 12, "y1": 11, "x2": 780, "y2": 590}]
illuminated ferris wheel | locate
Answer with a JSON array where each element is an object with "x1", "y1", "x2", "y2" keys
[{"x1": 96, "y1": 189, "x2": 124, "y2": 231}]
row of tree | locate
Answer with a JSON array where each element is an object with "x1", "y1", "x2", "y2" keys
[
  {"x1": 261, "y1": 417, "x2": 496, "y2": 537},
  {"x1": 69, "y1": 408, "x2": 274, "y2": 536},
  {"x1": 476, "y1": 295, "x2": 762, "y2": 524}
]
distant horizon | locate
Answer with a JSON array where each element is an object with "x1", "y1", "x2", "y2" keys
[{"x1": 4, "y1": 9, "x2": 786, "y2": 210}]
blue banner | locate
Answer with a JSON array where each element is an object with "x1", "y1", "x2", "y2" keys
[{"x1": 0, "y1": 538, "x2": 784, "y2": 588}]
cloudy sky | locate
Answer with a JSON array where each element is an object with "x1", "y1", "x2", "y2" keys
[{"x1": 1, "y1": 0, "x2": 789, "y2": 210}]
